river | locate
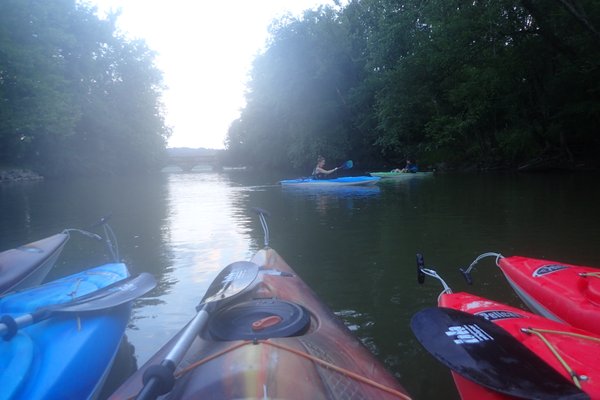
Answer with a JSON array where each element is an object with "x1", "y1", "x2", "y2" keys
[{"x1": 1, "y1": 169, "x2": 600, "y2": 399}]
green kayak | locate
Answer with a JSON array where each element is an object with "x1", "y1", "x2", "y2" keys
[{"x1": 369, "y1": 171, "x2": 433, "y2": 179}]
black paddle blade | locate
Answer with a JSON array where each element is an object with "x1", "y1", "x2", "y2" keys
[
  {"x1": 410, "y1": 307, "x2": 589, "y2": 400},
  {"x1": 50, "y1": 272, "x2": 157, "y2": 313}
]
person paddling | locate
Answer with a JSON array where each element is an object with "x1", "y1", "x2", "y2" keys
[
  {"x1": 392, "y1": 159, "x2": 418, "y2": 173},
  {"x1": 312, "y1": 155, "x2": 339, "y2": 179}
]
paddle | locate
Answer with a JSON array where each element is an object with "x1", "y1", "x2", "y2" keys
[
  {"x1": 0, "y1": 272, "x2": 156, "y2": 340},
  {"x1": 136, "y1": 260, "x2": 260, "y2": 400},
  {"x1": 410, "y1": 307, "x2": 589, "y2": 400}
]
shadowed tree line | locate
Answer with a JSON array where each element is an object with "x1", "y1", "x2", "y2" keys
[
  {"x1": 0, "y1": 0, "x2": 170, "y2": 177},
  {"x1": 226, "y1": 0, "x2": 600, "y2": 171}
]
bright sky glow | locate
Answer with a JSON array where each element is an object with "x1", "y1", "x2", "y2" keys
[{"x1": 88, "y1": 0, "x2": 337, "y2": 149}]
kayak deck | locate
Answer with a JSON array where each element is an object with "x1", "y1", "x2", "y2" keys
[
  {"x1": 0, "y1": 233, "x2": 69, "y2": 294},
  {"x1": 110, "y1": 248, "x2": 410, "y2": 400},
  {"x1": 498, "y1": 256, "x2": 600, "y2": 336}
]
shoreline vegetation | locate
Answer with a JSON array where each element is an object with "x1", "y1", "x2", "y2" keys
[{"x1": 1, "y1": 3, "x2": 598, "y2": 178}]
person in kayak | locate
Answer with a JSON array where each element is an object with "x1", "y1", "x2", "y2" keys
[
  {"x1": 392, "y1": 159, "x2": 418, "y2": 173},
  {"x1": 312, "y1": 155, "x2": 339, "y2": 179}
]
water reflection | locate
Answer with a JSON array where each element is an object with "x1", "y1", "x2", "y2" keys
[
  {"x1": 281, "y1": 184, "x2": 381, "y2": 198},
  {"x1": 98, "y1": 334, "x2": 137, "y2": 399},
  {"x1": 127, "y1": 173, "x2": 254, "y2": 364},
  {"x1": 2, "y1": 171, "x2": 600, "y2": 400},
  {"x1": 281, "y1": 185, "x2": 381, "y2": 215}
]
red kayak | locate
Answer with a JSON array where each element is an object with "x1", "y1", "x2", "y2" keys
[
  {"x1": 413, "y1": 260, "x2": 596, "y2": 400},
  {"x1": 461, "y1": 253, "x2": 600, "y2": 335},
  {"x1": 440, "y1": 291, "x2": 599, "y2": 399}
]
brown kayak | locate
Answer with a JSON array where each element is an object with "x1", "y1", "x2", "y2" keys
[{"x1": 110, "y1": 247, "x2": 411, "y2": 400}]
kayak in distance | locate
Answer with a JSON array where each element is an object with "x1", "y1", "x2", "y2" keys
[
  {"x1": 279, "y1": 175, "x2": 381, "y2": 186},
  {"x1": 412, "y1": 259, "x2": 595, "y2": 400},
  {"x1": 110, "y1": 209, "x2": 412, "y2": 400},
  {"x1": 369, "y1": 171, "x2": 434, "y2": 180},
  {"x1": 460, "y1": 252, "x2": 600, "y2": 336}
]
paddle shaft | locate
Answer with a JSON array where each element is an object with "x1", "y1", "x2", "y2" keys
[
  {"x1": 0, "y1": 313, "x2": 34, "y2": 336},
  {"x1": 0, "y1": 272, "x2": 155, "y2": 339},
  {"x1": 135, "y1": 262, "x2": 258, "y2": 400},
  {"x1": 136, "y1": 305, "x2": 211, "y2": 400}
]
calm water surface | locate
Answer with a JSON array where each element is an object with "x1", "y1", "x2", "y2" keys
[{"x1": 1, "y1": 170, "x2": 600, "y2": 399}]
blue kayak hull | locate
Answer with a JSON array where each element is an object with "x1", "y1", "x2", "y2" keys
[
  {"x1": 0, "y1": 263, "x2": 131, "y2": 400},
  {"x1": 279, "y1": 176, "x2": 380, "y2": 186}
]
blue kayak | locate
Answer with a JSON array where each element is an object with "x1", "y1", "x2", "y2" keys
[
  {"x1": 0, "y1": 263, "x2": 132, "y2": 400},
  {"x1": 279, "y1": 176, "x2": 380, "y2": 186}
]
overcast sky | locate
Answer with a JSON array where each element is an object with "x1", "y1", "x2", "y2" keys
[{"x1": 88, "y1": 0, "x2": 337, "y2": 149}]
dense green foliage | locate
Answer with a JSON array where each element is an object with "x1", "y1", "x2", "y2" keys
[
  {"x1": 227, "y1": 0, "x2": 600, "y2": 171},
  {"x1": 0, "y1": 0, "x2": 169, "y2": 176}
]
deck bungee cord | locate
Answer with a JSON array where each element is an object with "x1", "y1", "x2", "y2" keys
[
  {"x1": 521, "y1": 327, "x2": 600, "y2": 389},
  {"x1": 126, "y1": 339, "x2": 413, "y2": 400}
]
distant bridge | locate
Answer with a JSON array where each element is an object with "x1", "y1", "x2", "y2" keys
[{"x1": 165, "y1": 152, "x2": 221, "y2": 172}]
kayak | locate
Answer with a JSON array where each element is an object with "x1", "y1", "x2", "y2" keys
[
  {"x1": 440, "y1": 292, "x2": 599, "y2": 400},
  {"x1": 460, "y1": 253, "x2": 600, "y2": 336},
  {"x1": 0, "y1": 263, "x2": 133, "y2": 400},
  {"x1": 0, "y1": 232, "x2": 69, "y2": 294},
  {"x1": 412, "y1": 264, "x2": 596, "y2": 400},
  {"x1": 110, "y1": 210, "x2": 411, "y2": 400},
  {"x1": 369, "y1": 171, "x2": 433, "y2": 179},
  {"x1": 279, "y1": 175, "x2": 380, "y2": 186}
]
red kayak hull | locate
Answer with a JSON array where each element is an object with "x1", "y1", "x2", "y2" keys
[
  {"x1": 498, "y1": 256, "x2": 600, "y2": 335},
  {"x1": 439, "y1": 292, "x2": 600, "y2": 400}
]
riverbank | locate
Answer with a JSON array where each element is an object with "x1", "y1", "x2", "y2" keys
[{"x1": 0, "y1": 168, "x2": 43, "y2": 182}]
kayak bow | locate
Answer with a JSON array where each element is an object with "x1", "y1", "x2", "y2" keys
[{"x1": 110, "y1": 210, "x2": 410, "y2": 400}]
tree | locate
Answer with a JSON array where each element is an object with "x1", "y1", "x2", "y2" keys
[{"x1": 0, "y1": 0, "x2": 170, "y2": 176}]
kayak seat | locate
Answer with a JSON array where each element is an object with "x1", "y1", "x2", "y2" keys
[{"x1": 207, "y1": 298, "x2": 310, "y2": 341}]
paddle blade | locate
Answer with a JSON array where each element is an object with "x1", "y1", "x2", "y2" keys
[
  {"x1": 340, "y1": 160, "x2": 353, "y2": 170},
  {"x1": 410, "y1": 307, "x2": 588, "y2": 400},
  {"x1": 200, "y1": 261, "x2": 259, "y2": 305},
  {"x1": 52, "y1": 272, "x2": 157, "y2": 313}
]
